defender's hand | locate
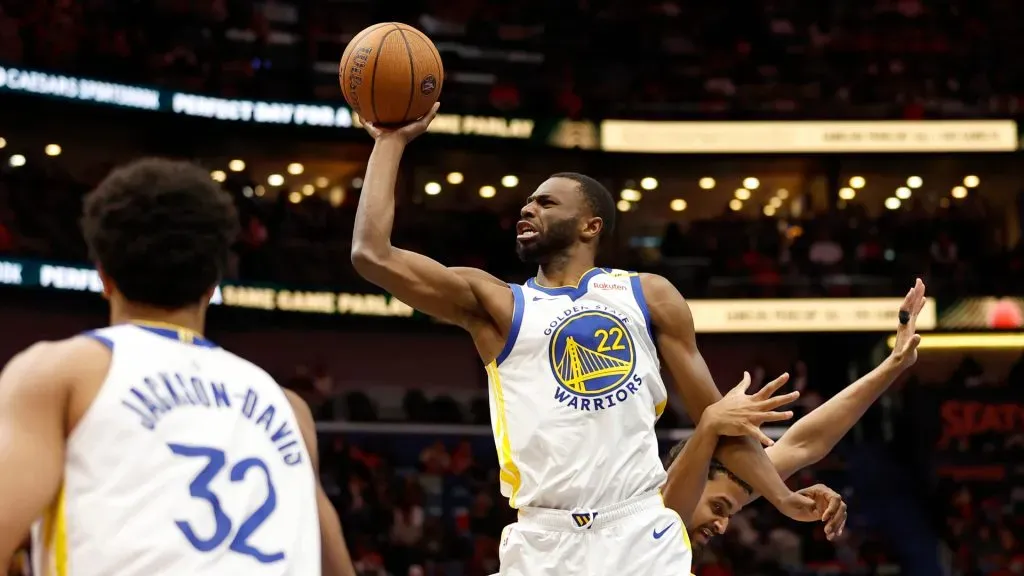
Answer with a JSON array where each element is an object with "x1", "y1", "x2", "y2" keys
[
  {"x1": 702, "y1": 371, "x2": 798, "y2": 446},
  {"x1": 890, "y1": 278, "x2": 927, "y2": 370},
  {"x1": 363, "y1": 102, "x2": 440, "y2": 144},
  {"x1": 796, "y1": 484, "x2": 848, "y2": 540}
]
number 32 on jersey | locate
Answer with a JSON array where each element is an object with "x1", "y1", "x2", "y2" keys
[{"x1": 169, "y1": 443, "x2": 285, "y2": 564}]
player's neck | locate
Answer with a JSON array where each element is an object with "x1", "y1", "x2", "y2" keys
[
  {"x1": 110, "y1": 302, "x2": 206, "y2": 336},
  {"x1": 534, "y1": 252, "x2": 596, "y2": 288}
]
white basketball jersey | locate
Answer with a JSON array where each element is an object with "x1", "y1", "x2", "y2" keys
[
  {"x1": 487, "y1": 268, "x2": 668, "y2": 510},
  {"x1": 31, "y1": 323, "x2": 320, "y2": 576}
]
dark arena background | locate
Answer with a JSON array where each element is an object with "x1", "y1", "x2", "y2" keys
[{"x1": 2, "y1": 1, "x2": 1023, "y2": 575}]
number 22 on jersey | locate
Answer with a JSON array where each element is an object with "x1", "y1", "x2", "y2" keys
[{"x1": 169, "y1": 443, "x2": 285, "y2": 564}]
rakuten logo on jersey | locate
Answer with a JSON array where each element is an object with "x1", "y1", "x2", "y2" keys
[{"x1": 592, "y1": 281, "x2": 626, "y2": 291}]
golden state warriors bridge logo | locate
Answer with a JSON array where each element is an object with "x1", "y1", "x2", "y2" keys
[{"x1": 548, "y1": 310, "x2": 644, "y2": 411}]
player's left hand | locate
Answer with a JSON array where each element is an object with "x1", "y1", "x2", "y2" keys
[
  {"x1": 796, "y1": 484, "x2": 848, "y2": 541},
  {"x1": 702, "y1": 371, "x2": 798, "y2": 446},
  {"x1": 889, "y1": 278, "x2": 927, "y2": 370}
]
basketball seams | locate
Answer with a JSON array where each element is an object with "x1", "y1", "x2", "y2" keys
[
  {"x1": 395, "y1": 26, "x2": 417, "y2": 124},
  {"x1": 370, "y1": 28, "x2": 402, "y2": 124},
  {"x1": 410, "y1": 28, "x2": 445, "y2": 97},
  {"x1": 338, "y1": 22, "x2": 390, "y2": 105}
]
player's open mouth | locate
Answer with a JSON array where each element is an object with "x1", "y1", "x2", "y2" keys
[
  {"x1": 516, "y1": 220, "x2": 539, "y2": 241},
  {"x1": 697, "y1": 526, "x2": 714, "y2": 543}
]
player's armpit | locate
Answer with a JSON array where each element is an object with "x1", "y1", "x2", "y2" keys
[
  {"x1": 640, "y1": 273, "x2": 795, "y2": 509},
  {"x1": 284, "y1": 391, "x2": 356, "y2": 576},
  {"x1": 0, "y1": 343, "x2": 70, "y2": 567}
]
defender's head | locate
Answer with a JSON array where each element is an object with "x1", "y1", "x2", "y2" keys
[
  {"x1": 515, "y1": 173, "x2": 615, "y2": 264},
  {"x1": 82, "y1": 158, "x2": 239, "y2": 310},
  {"x1": 664, "y1": 443, "x2": 753, "y2": 549}
]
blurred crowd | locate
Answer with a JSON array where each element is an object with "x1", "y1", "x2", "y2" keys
[
  {"x1": 2, "y1": 160, "x2": 1021, "y2": 301},
  {"x1": 3, "y1": 0, "x2": 1024, "y2": 119}
]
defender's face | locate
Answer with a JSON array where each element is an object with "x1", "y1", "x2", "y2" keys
[
  {"x1": 515, "y1": 178, "x2": 585, "y2": 264},
  {"x1": 687, "y1": 474, "x2": 747, "y2": 549}
]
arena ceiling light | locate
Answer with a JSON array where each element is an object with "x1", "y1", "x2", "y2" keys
[
  {"x1": 742, "y1": 177, "x2": 760, "y2": 190},
  {"x1": 776, "y1": 188, "x2": 789, "y2": 199},
  {"x1": 0, "y1": 137, "x2": 6, "y2": 149},
  {"x1": 424, "y1": 182, "x2": 442, "y2": 195},
  {"x1": 315, "y1": 176, "x2": 329, "y2": 188},
  {"x1": 951, "y1": 186, "x2": 968, "y2": 199},
  {"x1": 288, "y1": 192, "x2": 302, "y2": 204},
  {"x1": 287, "y1": 163, "x2": 304, "y2": 175},
  {"x1": 849, "y1": 176, "x2": 865, "y2": 189},
  {"x1": 906, "y1": 176, "x2": 923, "y2": 189},
  {"x1": 698, "y1": 177, "x2": 715, "y2": 190},
  {"x1": 616, "y1": 199, "x2": 631, "y2": 212},
  {"x1": 728, "y1": 198, "x2": 742, "y2": 211},
  {"x1": 895, "y1": 186, "x2": 912, "y2": 200},
  {"x1": 963, "y1": 175, "x2": 980, "y2": 188},
  {"x1": 501, "y1": 175, "x2": 519, "y2": 188},
  {"x1": 210, "y1": 170, "x2": 227, "y2": 183},
  {"x1": 763, "y1": 205, "x2": 776, "y2": 216},
  {"x1": 447, "y1": 172, "x2": 464, "y2": 185},
  {"x1": 329, "y1": 186, "x2": 345, "y2": 207},
  {"x1": 838, "y1": 187, "x2": 856, "y2": 200},
  {"x1": 640, "y1": 177, "x2": 658, "y2": 190},
  {"x1": 479, "y1": 185, "x2": 497, "y2": 198},
  {"x1": 228, "y1": 159, "x2": 246, "y2": 172},
  {"x1": 884, "y1": 197, "x2": 901, "y2": 210},
  {"x1": 620, "y1": 188, "x2": 642, "y2": 202},
  {"x1": 769, "y1": 197, "x2": 783, "y2": 208},
  {"x1": 8, "y1": 154, "x2": 25, "y2": 168},
  {"x1": 302, "y1": 184, "x2": 315, "y2": 196},
  {"x1": 267, "y1": 174, "x2": 285, "y2": 187},
  {"x1": 351, "y1": 177, "x2": 363, "y2": 189},
  {"x1": 44, "y1": 144, "x2": 61, "y2": 157},
  {"x1": 734, "y1": 188, "x2": 751, "y2": 201},
  {"x1": 669, "y1": 199, "x2": 687, "y2": 212},
  {"x1": 254, "y1": 185, "x2": 266, "y2": 197}
]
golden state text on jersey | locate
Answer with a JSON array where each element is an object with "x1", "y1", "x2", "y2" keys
[{"x1": 486, "y1": 268, "x2": 669, "y2": 511}]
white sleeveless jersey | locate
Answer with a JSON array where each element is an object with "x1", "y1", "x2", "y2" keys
[
  {"x1": 487, "y1": 268, "x2": 668, "y2": 510},
  {"x1": 31, "y1": 323, "x2": 320, "y2": 576}
]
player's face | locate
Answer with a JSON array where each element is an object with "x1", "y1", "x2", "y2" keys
[
  {"x1": 515, "y1": 178, "x2": 585, "y2": 264},
  {"x1": 687, "y1": 474, "x2": 746, "y2": 549}
]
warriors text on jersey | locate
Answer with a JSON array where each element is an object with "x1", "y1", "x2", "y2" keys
[
  {"x1": 31, "y1": 323, "x2": 320, "y2": 576},
  {"x1": 486, "y1": 268, "x2": 668, "y2": 510}
]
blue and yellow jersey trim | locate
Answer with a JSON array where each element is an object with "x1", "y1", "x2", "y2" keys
[
  {"x1": 129, "y1": 320, "x2": 218, "y2": 348},
  {"x1": 485, "y1": 362, "x2": 522, "y2": 507}
]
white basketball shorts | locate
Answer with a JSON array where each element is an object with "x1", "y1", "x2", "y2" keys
[{"x1": 497, "y1": 492, "x2": 692, "y2": 576}]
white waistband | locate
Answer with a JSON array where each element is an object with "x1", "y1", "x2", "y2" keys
[{"x1": 516, "y1": 492, "x2": 663, "y2": 532}]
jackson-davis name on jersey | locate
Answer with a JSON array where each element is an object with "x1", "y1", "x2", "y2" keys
[
  {"x1": 120, "y1": 373, "x2": 303, "y2": 466},
  {"x1": 543, "y1": 303, "x2": 645, "y2": 412}
]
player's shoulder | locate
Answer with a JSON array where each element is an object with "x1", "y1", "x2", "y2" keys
[
  {"x1": 282, "y1": 389, "x2": 314, "y2": 426},
  {"x1": 450, "y1": 266, "x2": 509, "y2": 289},
  {"x1": 635, "y1": 273, "x2": 681, "y2": 301},
  {"x1": 1, "y1": 336, "x2": 112, "y2": 393}
]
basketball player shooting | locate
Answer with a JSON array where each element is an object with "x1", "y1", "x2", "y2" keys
[
  {"x1": 0, "y1": 159, "x2": 355, "y2": 576},
  {"x1": 351, "y1": 105, "x2": 831, "y2": 576},
  {"x1": 662, "y1": 280, "x2": 928, "y2": 552}
]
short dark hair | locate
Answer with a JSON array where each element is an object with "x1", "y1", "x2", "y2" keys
[
  {"x1": 664, "y1": 441, "x2": 754, "y2": 496},
  {"x1": 82, "y1": 158, "x2": 239, "y2": 308},
  {"x1": 549, "y1": 172, "x2": 615, "y2": 237}
]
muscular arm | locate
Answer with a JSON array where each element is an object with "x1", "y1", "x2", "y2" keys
[
  {"x1": 285, "y1": 390, "x2": 356, "y2": 576},
  {"x1": 767, "y1": 357, "x2": 905, "y2": 481},
  {"x1": 642, "y1": 273, "x2": 793, "y2": 506},
  {"x1": 350, "y1": 135, "x2": 504, "y2": 330},
  {"x1": 0, "y1": 344, "x2": 70, "y2": 567},
  {"x1": 662, "y1": 418, "x2": 720, "y2": 526}
]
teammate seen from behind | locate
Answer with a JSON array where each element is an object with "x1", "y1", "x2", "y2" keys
[
  {"x1": 662, "y1": 280, "x2": 928, "y2": 552},
  {"x1": 0, "y1": 159, "x2": 355, "y2": 576},
  {"x1": 351, "y1": 104, "x2": 834, "y2": 576}
]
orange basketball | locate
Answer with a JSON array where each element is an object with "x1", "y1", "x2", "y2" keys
[{"x1": 339, "y1": 23, "x2": 444, "y2": 125}]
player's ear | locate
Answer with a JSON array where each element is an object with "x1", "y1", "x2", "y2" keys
[
  {"x1": 580, "y1": 216, "x2": 603, "y2": 241},
  {"x1": 96, "y1": 267, "x2": 114, "y2": 301}
]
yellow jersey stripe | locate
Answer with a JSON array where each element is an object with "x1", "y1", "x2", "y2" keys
[
  {"x1": 654, "y1": 399, "x2": 667, "y2": 419},
  {"x1": 486, "y1": 362, "x2": 522, "y2": 507},
  {"x1": 41, "y1": 484, "x2": 68, "y2": 576}
]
